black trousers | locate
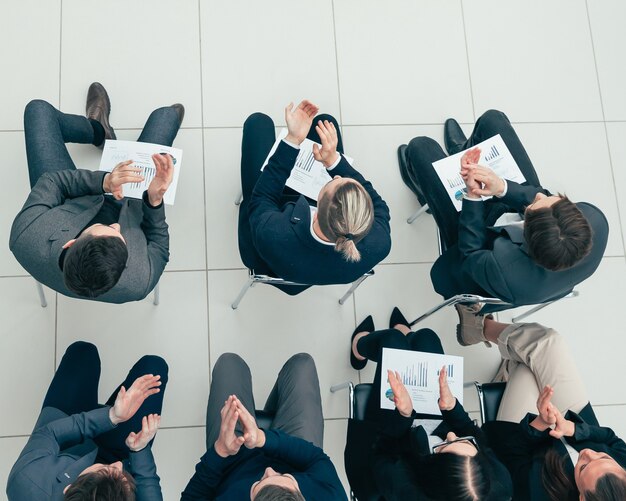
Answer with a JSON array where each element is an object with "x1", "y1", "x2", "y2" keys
[
  {"x1": 42, "y1": 341, "x2": 168, "y2": 463},
  {"x1": 237, "y1": 112, "x2": 344, "y2": 295},
  {"x1": 406, "y1": 109, "x2": 542, "y2": 249},
  {"x1": 357, "y1": 328, "x2": 444, "y2": 427}
]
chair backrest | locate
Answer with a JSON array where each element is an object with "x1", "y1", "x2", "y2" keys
[
  {"x1": 353, "y1": 383, "x2": 373, "y2": 421},
  {"x1": 475, "y1": 382, "x2": 507, "y2": 424}
]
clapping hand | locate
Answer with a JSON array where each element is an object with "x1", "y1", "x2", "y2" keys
[
  {"x1": 233, "y1": 396, "x2": 265, "y2": 449},
  {"x1": 312, "y1": 120, "x2": 339, "y2": 168},
  {"x1": 147, "y1": 153, "x2": 175, "y2": 207},
  {"x1": 103, "y1": 160, "x2": 144, "y2": 200},
  {"x1": 535, "y1": 385, "x2": 575, "y2": 438},
  {"x1": 109, "y1": 375, "x2": 161, "y2": 425},
  {"x1": 438, "y1": 365, "x2": 457, "y2": 411},
  {"x1": 125, "y1": 414, "x2": 161, "y2": 452},
  {"x1": 284, "y1": 100, "x2": 319, "y2": 145},
  {"x1": 387, "y1": 370, "x2": 413, "y2": 417},
  {"x1": 214, "y1": 396, "x2": 245, "y2": 458},
  {"x1": 460, "y1": 148, "x2": 482, "y2": 198}
]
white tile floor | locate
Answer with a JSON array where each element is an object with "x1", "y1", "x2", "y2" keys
[{"x1": 1, "y1": 1, "x2": 625, "y2": 499}]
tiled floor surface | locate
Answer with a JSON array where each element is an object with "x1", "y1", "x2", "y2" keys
[{"x1": 1, "y1": 1, "x2": 625, "y2": 499}]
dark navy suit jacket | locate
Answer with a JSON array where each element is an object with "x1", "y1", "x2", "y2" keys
[{"x1": 246, "y1": 141, "x2": 391, "y2": 289}]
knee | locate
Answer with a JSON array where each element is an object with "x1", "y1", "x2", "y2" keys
[
  {"x1": 148, "y1": 106, "x2": 179, "y2": 124},
  {"x1": 313, "y1": 113, "x2": 338, "y2": 127},
  {"x1": 243, "y1": 112, "x2": 273, "y2": 130},
  {"x1": 24, "y1": 99, "x2": 55, "y2": 119},
  {"x1": 407, "y1": 136, "x2": 441, "y2": 162},
  {"x1": 213, "y1": 353, "x2": 250, "y2": 377},
  {"x1": 65, "y1": 341, "x2": 99, "y2": 359},
  {"x1": 135, "y1": 355, "x2": 169, "y2": 383},
  {"x1": 476, "y1": 109, "x2": 509, "y2": 129},
  {"x1": 383, "y1": 329, "x2": 410, "y2": 350},
  {"x1": 286, "y1": 352, "x2": 316, "y2": 371}
]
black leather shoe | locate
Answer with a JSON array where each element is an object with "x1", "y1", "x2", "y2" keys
[
  {"x1": 171, "y1": 103, "x2": 185, "y2": 126},
  {"x1": 397, "y1": 144, "x2": 430, "y2": 210},
  {"x1": 86, "y1": 82, "x2": 116, "y2": 147},
  {"x1": 350, "y1": 315, "x2": 375, "y2": 370},
  {"x1": 389, "y1": 306, "x2": 411, "y2": 330},
  {"x1": 444, "y1": 118, "x2": 467, "y2": 155}
]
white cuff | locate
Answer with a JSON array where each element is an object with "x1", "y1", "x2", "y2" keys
[
  {"x1": 462, "y1": 192, "x2": 483, "y2": 202},
  {"x1": 326, "y1": 154, "x2": 342, "y2": 171},
  {"x1": 282, "y1": 138, "x2": 300, "y2": 150},
  {"x1": 495, "y1": 179, "x2": 508, "y2": 198}
]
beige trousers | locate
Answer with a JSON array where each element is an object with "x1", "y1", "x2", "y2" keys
[{"x1": 495, "y1": 322, "x2": 588, "y2": 423}]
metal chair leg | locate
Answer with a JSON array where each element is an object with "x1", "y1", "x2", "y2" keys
[
  {"x1": 406, "y1": 204, "x2": 429, "y2": 224},
  {"x1": 153, "y1": 283, "x2": 160, "y2": 306},
  {"x1": 234, "y1": 191, "x2": 243, "y2": 206},
  {"x1": 330, "y1": 381, "x2": 355, "y2": 419},
  {"x1": 35, "y1": 281, "x2": 47, "y2": 308},
  {"x1": 231, "y1": 275, "x2": 255, "y2": 309},
  {"x1": 338, "y1": 274, "x2": 370, "y2": 305},
  {"x1": 511, "y1": 290, "x2": 579, "y2": 322}
]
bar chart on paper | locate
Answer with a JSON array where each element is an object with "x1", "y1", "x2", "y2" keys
[{"x1": 381, "y1": 348, "x2": 464, "y2": 415}]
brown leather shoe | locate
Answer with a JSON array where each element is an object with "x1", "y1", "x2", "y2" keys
[
  {"x1": 455, "y1": 303, "x2": 492, "y2": 347},
  {"x1": 86, "y1": 82, "x2": 116, "y2": 146}
]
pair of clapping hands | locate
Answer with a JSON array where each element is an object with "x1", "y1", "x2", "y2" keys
[
  {"x1": 214, "y1": 395, "x2": 265, "y2": 458},
  {"x1": 102, "y1": 153, "x2": 175, "y2": 207},
  {"x1": 532, "y1": 385, "x2": 576, "y2": 438},
  {"x1": 460, "y1": 147, "x2": 507, "y2": 200},
  {"x1": 387, "y1": 365, "x2": 457, "y2": 417},
  {"x1": 284, "y1": 100, "x2": 339, "y2": 169},
  {"x1": 108, "y1": 374, "x2": 163, "y2": 452}
]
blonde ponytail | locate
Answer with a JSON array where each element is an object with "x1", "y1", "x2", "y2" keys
[{"x1": 317, "y1": 180, "x2": 374, "y2": 263}]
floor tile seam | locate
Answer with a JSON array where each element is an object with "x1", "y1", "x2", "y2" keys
[
  {"x1": 58, "y1": 0, "x2": 63, "y2": 108},
  {"x1": 330, "y1": 0, "x2": 344, "y2": 126},
  {"x1": 583, "y1": 0, "x2": 626, "y2": 257},
  {"x1": 459, "y1": 0, "x2": 476, "y2": 122}
]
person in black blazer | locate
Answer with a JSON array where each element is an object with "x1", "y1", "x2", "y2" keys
[
  {"x1": 6, "y1": 341, "x2": 167, "y2": 501},
  {"x1": 398, "y1": 110, "x2": 608, "y2": 315},
  {"x1": 346, "y1": 309, "x2": 512, "y2": 500},
  {"x1": 467, "y1": 317, "x2": 626, "y2": 501},
  {"x1": 238, "y1": 100, "x2": 391, "y2": 295}
]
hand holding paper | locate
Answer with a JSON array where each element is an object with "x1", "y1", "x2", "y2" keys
[
  {"x1": 438, "y1": 365, "x2": 457, "y2": 411},
  {"x1": 147, "y1": 153, "x2": 174, "y2": 206},
  {"x1": 103, "y1": 160, "x2": 144, "y2": 200},
  {"x1": 284, "y1": 100, "x2": 319, "y2": 145},
  {"x1": 312, "y1": 119, "x2": 339, "y2": 168},
  {"x1": 387, "y1": 369, "x2": 413, "y2": 417}
]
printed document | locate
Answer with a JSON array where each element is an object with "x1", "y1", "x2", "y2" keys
[
  {"x1": 261, "y1": 128, "x2": 354, "y2": 200},
  {"x1": 380, "y1": 348, "x2": 464, "y2": 416},
  {"x1": 99, "y1": 140, "x2": 183, "y2": 205},
  {"x1": 432, "y1": 134, "x2": 525, "y2": 211}
]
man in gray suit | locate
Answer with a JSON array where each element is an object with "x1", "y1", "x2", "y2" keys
[
  {"x1": 9, "y1": 83, "x2": 184, "y2": 303},
  {"x1": 6, "y1": 341, "x2": 167, "y2": 500}
]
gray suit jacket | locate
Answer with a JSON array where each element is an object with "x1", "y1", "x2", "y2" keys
[
  {"x1": 6, "y1": 406, "x2": 162, "y2": 501},
  {"x1": 9, "y1": 169, "x2": 169, "y2": 303}
]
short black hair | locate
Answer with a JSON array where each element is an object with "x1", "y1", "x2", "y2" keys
[
  {"x1": 524, "y1": 196, "x2": 593, "y2": 271},
  {"x1": 64, "y1": 469, "x2": 136, "y2": 500},
  {"x1": 254, "y1": 485, "x2": 305, "y2": 501},
  {"x1": 63, "y1": 234, "x2": 128, "y2": 298}
]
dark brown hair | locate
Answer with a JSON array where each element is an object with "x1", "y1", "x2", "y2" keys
[
  {"x1": 254, "y1": 484, "x2": 306, "y2": 501},
  {"x1": 317, "y1": 180, "x2": 374, "y2": 263},
  {"x1": 583, "y1": 473, "x2": 626, "y2": 501},
  {"x1": 524, "y1": 195, "x2": 592, "y2": 271},
  {"x1": 64, "y1": 469, "x2": 136, "y2": 501}
]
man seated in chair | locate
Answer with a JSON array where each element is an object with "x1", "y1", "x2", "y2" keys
[
  {"x1": 181, "y1": 353, "x2": 347, "y2": 500},
  {"x1": 9, "y1": 83, "x2": 184, "y2": 303},
  {"x1": 237, "y1": 99, "x2": 391, "y2": 295},
  {"x1": 398, "y1": 109, "x2": 608, "y2": 325}
]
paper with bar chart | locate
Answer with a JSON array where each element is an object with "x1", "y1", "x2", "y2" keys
[
  {"x1": 432, "y1": 133, "x2": 526, "y2": 212},
  {"x1": 380, "y1": 348, "x2": 464, "y2": 415},
  {"x1": 261, "y1": 128, "x2": 354, "y2": 200},
  {"x1": 99, "y1": 140, "x2": 183, "y2": 205}
]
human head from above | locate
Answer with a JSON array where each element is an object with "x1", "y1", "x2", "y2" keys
[
  {"x1": 62, "y1": 222, "x2": 128, "y2": 298},
  {"x1": 250, "y1": 467, "x2": 305, "y2": 500},
  {"x1": 316, "y1": 176, "x2": 374, "y2": 263},
  {"x1": 575, "y1": 449, "x2": 626, "y2": 501},
  {"x1": 63, "y1": 461, "x2": 136, "y2": 500},
  {"x1": 524, "y1": 192, "x2": 593, "y2": 271}
]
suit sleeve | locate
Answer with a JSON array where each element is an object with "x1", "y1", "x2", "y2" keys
[
  {"x1": 128, "y1": 446, "x2": 163, "y2": 501},
  {"x1": 10, "y1": 169, "x2": 107, "y2": 246},
  {"x1": 140, "y1": 192, "x2": 170, "y2": 296},
  {"x1": 456, "y1": 198, "x2": 515, "y2": 301},
  {"x1": 331, "y1": 156, "x2": 391, "y2": 235},
  {"x1": 248, "y1": 141, "x2": 299, "y2": 240},
  {"x1": 499, "y1": 181, "x2": 547, "y2": 213},
  {"x1": 441, "y1": 400, "x2": 481, "y2": 437},
  {"x1": 181, "y1": 446, "x2": 247, "y2": 500},
  {"x1": 23, "y1": 407, "x2": 115, "y2": 455},
  {"x1": 262, "y1": 430, "x2": 347, "y2": 499}
]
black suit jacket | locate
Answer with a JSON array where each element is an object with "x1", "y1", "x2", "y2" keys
[
  {"x1": 431, "y1": 181, "x2": 608, "y2": 307},
  {"x1": 245, "y1": 141, "x2": 391, "y2": 290},
  {"x1": 483, "y1": 404, "x2": 626, "y2": 501}
]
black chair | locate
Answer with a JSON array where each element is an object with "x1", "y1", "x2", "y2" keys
[{"x1": 474, "y1": 381, "x2": 507, "y2": 424}]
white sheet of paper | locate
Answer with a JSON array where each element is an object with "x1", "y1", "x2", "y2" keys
[
  {"x1": 432, "y1": 134, "x2": 526, "y2": 212},
  {"x1": 99, "y1": 140, "x2": 183, "y2": 205},
  {"x1": 380, "y1": 348, "x2": 464, "y2": 416},
  {"x1": 261, "y1": 128, "x2": 354, "y2": 200}
]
